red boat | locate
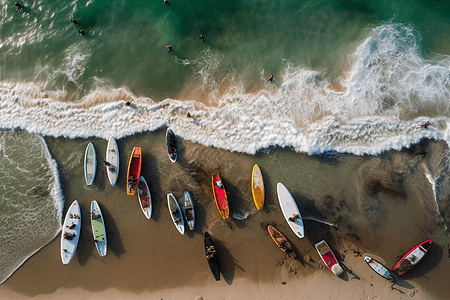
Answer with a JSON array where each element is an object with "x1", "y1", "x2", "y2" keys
[
  {"x1": 212, "y1": 174, "x2": 229, "y2": 219},
  {"x1": 126, "y1": 147, "x2": 141, "y2": 195},
  {"x1": 267, "y1": 225, "x2": 296, "y2": 259},
  {"x1": 393, "y1": 239, "x2": 432, "y2": 276}
]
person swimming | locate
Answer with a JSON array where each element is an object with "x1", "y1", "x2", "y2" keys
[
  {"x1": 166, "y1": 45, "x2": 173, "y2": 53},
  {"x1": 70, "y1": 19, "x2": 80, "y2": 24},
  {"x1": 199, "y1": 34, "x2": 205, "y2": 43},
  {"x1": 15, "y1": 1, "x2": 23, "y2": 12},
  {"x1": 78, "y1": 29, "x2": 85, "y2": 36},
  {"x1": 164, "y1": 0, "x2": 172, "y2": 7}
]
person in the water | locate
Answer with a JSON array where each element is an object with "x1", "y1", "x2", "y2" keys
[
  {"x1": 199, "y1": 34, "x2": 205, "y2": 43},
  {"x1": 70, "y1": 19, "x2": 80, "y2": 24},
  {"x1": 166, "y1": 45, "x2": 173, "y2": 53},
  {"x1": 267, "y1": 75, "x2": 274, "y2": 82},
  {"x1": 164, "y1": 0, "x2": 172, "y2": 7},
  {"x1": 15, "y1": 1, "x2": 23, "y2": 12},
  {"x1": 78, "y1": 29, "x2": 85, "y2": 35}
]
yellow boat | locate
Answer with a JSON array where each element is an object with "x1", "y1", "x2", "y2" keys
[{"x1": 251, "y1": 164, "x2": 264, "y2": 210}]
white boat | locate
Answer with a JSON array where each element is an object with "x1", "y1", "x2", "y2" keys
[
  {"x1": 106, "y1": 137, "x2": 119, "y2": 186},
  {"x1": 61, "y1": 200, "x2": 81, "y2": 264},
  {"x1": 183, "y1": 191, "x2": 195, "y2": 231},
  {"x1": 277, "y1": 182, "x2": 304, "y2": 238},
  {"x1": 138, "y1": 176, "x2": 152, "y2": 219},
  {"x1": 84, "y1": 142, "x2": 97, "y2": 186},
  {"x1": 167, "y1": 193, "x2": 184, "y2": 235}
]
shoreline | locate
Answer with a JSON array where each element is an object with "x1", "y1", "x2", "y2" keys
[{"x1": 1, "y1": 134, "x2": 449, "y2": 300}]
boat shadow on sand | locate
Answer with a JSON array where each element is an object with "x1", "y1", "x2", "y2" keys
[
  {"x1": 214, "y1": 238, "x2": 244, "y2": 285},
  {"x1": 99, "y1": 205, "x2": 125, "y2": 259}
]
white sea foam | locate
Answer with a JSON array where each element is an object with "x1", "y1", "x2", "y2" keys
[{"x1": 0, "y1": 22, "x2": 449, "y2": 156}]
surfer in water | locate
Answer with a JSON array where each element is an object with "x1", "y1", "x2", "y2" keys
[
  {"x1": 15, "y1": 1, "x2": 23, "y2": 11},
  {"x1": 199, "y1": 34, "x2": 205, "y2": 43},
  {"x1": 166, "y1": 45, "x2": 173, "y2": 53},
  {"x1": 70, "y1": 19, "x2": 80, "y2": 24},
  {"x1": 422, "y1": 122, "x2": 429, "y2": 129},
  {"x1": 78, "y1": 29, "x2": 85, "y2": 36},
  {"x1": 267, "y1": 75, "x2": 274, "y2": 82},
  {"x1": 125, "y1": 99, "x2": 134, "y2": 106},
  {"x1": 164, "y1": 0, "x2": 172, "y2": 7}
]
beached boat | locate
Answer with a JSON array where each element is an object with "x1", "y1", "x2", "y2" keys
[
  {"x1": 165, "y1": 128, "x2": 178, "y2": 163},
  {"x1": 126, "y1": 147, "x2": 141, "y2": 195},
  {"x1": 212, "y1": 174, "x2": 229, "y2": 219},
  {"x1": 315, "y1": 240, "x2": 343, "y2": 277},
  {"x1": 61, "y1": 200, "x2": 81, "y2": 264},
  {"x1": 84, "y1": 142, "x2": 97, "y2": 186},
  {"x1": 364, "y1": 256, "x2": 395, "y2": 282},
  {"x1": 393, "y1": 239, "x2": 432, "y2": 276},
  {"x1": 90, "y1": 200, "x2": 107, "y2": 257},
  {"x1": 251, "y1": 164, "x2": 265, "y2": 210},
  {"x1": 277, "y1": 182, "x2": 304, "y2": 238},
  {"x1": 167, "y1": 193, "x2": 185, "y2": 235},
  {"x1": 204, "y1": 232, "x2": 220, "y2": 281},
  {"x1": 138, "y1": 176, "x2": 152, "y2": 219},
  {"x1": 105, "y1": 137, "x2": 119, "y2": 186},
  {"x1": 267, "y1": 225, "x2": 296, "y2": 258},
  {"x1": 183, "y1": 191, "x2": 195, "y2": 230}
]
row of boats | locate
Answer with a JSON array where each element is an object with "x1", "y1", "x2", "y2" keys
[{"x1": 71, "y1": 128, "x2": 432, "y2": 281}]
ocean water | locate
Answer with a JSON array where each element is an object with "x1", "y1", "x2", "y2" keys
[{"x1": 1, "y1": 0, "x2": 450, "y2": 285}]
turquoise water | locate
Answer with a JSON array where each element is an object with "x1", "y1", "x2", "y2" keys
[
  {"x1": 2, "y1": 0, "x2": 450, "y2": 100},
  {"x1": 2, "y1": 0, "x2": 450, "y2": 286}
]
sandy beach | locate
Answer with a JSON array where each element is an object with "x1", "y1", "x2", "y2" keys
[{"x1": 1, "y1": 131, "x2": 450, "y2": 300}]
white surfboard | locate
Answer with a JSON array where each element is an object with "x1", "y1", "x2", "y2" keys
[
  {"x1": 138, "y1": 176, "x2": 152, "y2": 219},
  {"x1": 167, "y1": 193, "x2": 185, "y2": 235},
  {"x1": 84, "y1": 142, "x2": 97, "y2": 186},
  {"x1": 61, "y1": 200, "x2": 82, "y2": 264},
  {"x1": 90, "y1": 200, "x2": 107, "y2": 257},
  {"x1": 277, "y1": 182, "x2": 304, "y2": 238},
  {"x1": 106, "y1": 137, "x2": 119, "y2": 186}
]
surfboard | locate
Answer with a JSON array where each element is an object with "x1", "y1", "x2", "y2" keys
[
  {"x1": 138, "y1": 176, "x2": 152, "y2": 219},
  {"x1": 61, "y1": 200, "x2": 81, "y2": 264},
  {"x1": 315, "y1": 240, "x2": 344, "y2": 277},
  {"x1": 183, "y1": 191, "x2": 195, "y2": 231},
  {"x1": 106, "y1": 137, "x2": 119, "y2": 186},
  {"x1": 165, "y1": 128, "x2": 178, "y2": 163},
  {"x1": 267, "y1": 225, "x2": 296, "y2": 259},
  {"x1": 167, "y1": 193, "x2": 185, "y2": 235},
  {"x1": 276, "y1": 182, "x2": 304, "y2": 238},
  {"x1": 251, "y1": 164, "x2": 265, "y2": 210},
  {"x1": 393, "y1": 239, "x2": 432, "y2": 276},
  {"x1": 84, "y1": 142, "x2": 97, "y2": 186},
  {"x1": 204, "y1": 232, "x2": 220, "y2": 281},
  {"x1": 126, "y1": 147, "x2": 141, "y2": 195},
  {"x1": 90, "y1": 200, "x2": 107, "y2": 257},
  {"x1": 364, "y1": 256, "x2": 395, "y2": 282},
  {"x1": 212, "y1": 174, "x2": 229, "y2": 219}
]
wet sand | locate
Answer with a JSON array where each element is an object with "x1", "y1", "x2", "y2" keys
[{"x1": 0, "y1": 131, "x2": 450, "y2": 300}]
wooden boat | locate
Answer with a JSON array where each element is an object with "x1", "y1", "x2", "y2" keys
[
  {"x1": 267, "y1": 225, "x2": 296, "y2": 258},
  {"x1": 251, "y1": 164, "x2": 265, "y2": 210},
  {"x1": 212, "y1": 174, "x2": 229, "y2": 219},
  {"x1": 165, "y1": 128, "x2": 178, "y2": 163},
  {"x1": 183, "y1": 191, "x2": 195, "y2": 231},
  {"x1": 61, "y1": 200, "x2": 81, "y2": 264},
  {"x1": 204, "y1": 232, "x2": 220, "y2": 281},
  {"x1": 315, "y1": 240, "x2": 343, "y2": 277},
  {"x1": 138, "y1": 176, "x2": 152, "y2": 219},
  {"x1": 126, "y1": 147, "x2": 141, "y2": 195},
  {"x1": 167, "y1": 193, "x2": 185, "y2": 235},
  {"x1": 364, "y1": 256, "x2": 395, "y2": 282},
  {"x1": 393, "y1": 239, "x2": 432, "y2": 276},
  {"x1": 90, "y1": 200, "x2": 107, "y2": 257}
]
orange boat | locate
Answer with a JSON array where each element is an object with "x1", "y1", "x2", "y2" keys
[
  {"x1": 126, "y1": 147, "x2": 142, "y2": 195},
  {"x1": 212, "y1": 174, "x2": 229, "y2": 219}
]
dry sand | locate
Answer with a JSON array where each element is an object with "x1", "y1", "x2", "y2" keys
[{"x1": 0, "y1": 132, "x2": 449, "y2": 300}]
